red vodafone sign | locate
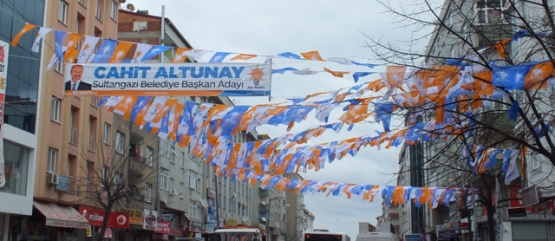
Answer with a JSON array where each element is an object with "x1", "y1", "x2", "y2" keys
[{"x1": 79, "y1": 206, "x2": 130, "y2": 229}]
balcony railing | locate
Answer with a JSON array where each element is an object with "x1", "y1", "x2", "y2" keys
[
  {"x1": 69, "y1": 127, "x2": 79, "y2": 145},
  {"x1": 78, "y1": 0, "x2": 87, "y2": 7},
  {"x1": 129, "y1": 150, "x2": 148, "y2": 163},
  {"x1": 95, "y1": 5, "x2": 103, "y2": 22},
  {"x1": 85, "y1": 180, "x2": 93, "y2": 197},
  {"x1": 88, "y1": 135, "x2": 97, "y2": 152},
  {"x1": 67, "y1": 176, "x2": 77, "y2": 195}
]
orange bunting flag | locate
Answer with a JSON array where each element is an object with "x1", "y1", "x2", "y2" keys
[
  {"x1": 494, "y1": 38, "x2": 511, "y2": 59},
  {"x1": 338, "y1": 104, "x2": 368, "y2": 124},
  {"x1": 113, "y1": 96, "x2": 139, "y2": 120},
  {"x1": 11, "y1": 23, "x2": 36, "y2": 47},
  {"x1": 324, "y1": 68, "x2": 350, "y2": 78},
  {"x1": 524, "y1": 61, "x2": 554, "y2": 90},
  {"x1": 300, "y1": 50, "x2": 324, "y2": 61},
  {"x1": 63, "y1": 33, "x2": 84, "y2": 63},
  {"x1": 109, "y1": 41, "x2": 134, "y2": 63},
  {"x1": 172, "y1": 47, "x2": 191, "y2": 63},
  {"x1": 230, "y1": 54, "x2": 257, "y2": 61},
  {"x1": 383, "y1": 65, "x2": 406, "y2": 91}
]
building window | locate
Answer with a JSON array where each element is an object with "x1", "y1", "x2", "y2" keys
[
  {"x1": 189, "y1": 199, "x2": 198, "y2": 219},
  {"x1": 0, "y1": 142, "x2": 31, "y2": 196},
  {"x1": 115, "y1": 172, "x2": 123, "y2": 187},
  {"x1": 476, "y1": 0, "x2": 508, "y2": 24},
  {"x1": 170, "y1": 145, "x2": 175, "y2": 163},
  {"x1": 145, "y1": 182, "x2": 152, "y2": 202},
  {"x1": 180, "y1": 182, "x2": 184, "y2": 199},
  {"x1": 188, "y1": 170, "x2": 197, "y2": 190},
  {"x1": 103, "y1": 123, "x2": 111, "y2": 144},
  {"x1": 160, "y1": 140, "x2": 168, "y2": 156},
  {"x1": 54, "y1": 60, "x2": 64, "y2": 74},
  {"x1": 169, "y1": 177, "x2": 175, "y2": 193},
  {"x1": 47, "y1": 148, "x2": 57, "y2": 172},
  {"x1": 101, "y1": 165, "x2": 108, "y2": 184},
  {"x1": 146, "y1": 146, "x2": 153, "y2": 166},
  {"x1": 58, "y1": 0, "x2": 68, "y2": 24},
  {"x1": 110, "y1": 0, "x2": 118, "y2": 20},
  {"x1": 160, "y1": 168, "x2": 169, "y2": 190},
  {"x1": 115, "y1": 131, "x2": 124, "y2": 154},
  {"x1": 50, "y1": 97, "x2": 61, "y2": 122},
  {"x1": 180, "y1": 151, "x2": 185, "y2": 168}
]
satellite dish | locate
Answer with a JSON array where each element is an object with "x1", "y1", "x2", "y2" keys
[
  {"x1": 126, "y1": 3, "x2": 135, "y2": 11},
  {"x1": 261, "y1": 217, "x2": 267, "y2": 222},
  {"x1": 242, "y1": 216, "x2": 250, "y2": 222}
]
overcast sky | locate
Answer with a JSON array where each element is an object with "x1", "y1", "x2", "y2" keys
[{"x1": 129, "y1": 0, "x2": 430, "y2": 238}]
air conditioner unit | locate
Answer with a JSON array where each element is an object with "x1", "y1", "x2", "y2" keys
[{"x1": 47, "y1": 172, "x2": 59, "y2": 185}]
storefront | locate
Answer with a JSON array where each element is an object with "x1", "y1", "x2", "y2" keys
[
  {"x1": 187, "y1": 221, "x2": 205, "y2": 238},
  {"x1": 6, "y1": 201, "x2": 90, "y2": 241},
  {"x1": 79, "y1": 206, "x2": 130, "y2": 241}
]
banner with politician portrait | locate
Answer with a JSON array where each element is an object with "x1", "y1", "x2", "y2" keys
[{"x1": 63, "y1": 63, "x2": 272, "y2": 97}]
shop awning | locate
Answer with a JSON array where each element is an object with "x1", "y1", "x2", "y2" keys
[{"x1": 33, "y1": 201, "x2": 89, "y2": 229}]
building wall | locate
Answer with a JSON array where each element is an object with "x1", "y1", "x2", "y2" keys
[
  {"x1": 34, "y1": 0, "x2": 119, "y2": 207},
  {"x1": 285, "y1": 173, "x2": 305, "y2": 241},
  {"x1": 0, "y1": 0, "x2": 45, "y2": 216}
]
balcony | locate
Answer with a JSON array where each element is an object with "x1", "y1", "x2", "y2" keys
[
  {"x1": 95, "y1": 5, "x2": 103, "y2": 22},
  {"x1": 78, "y1": 0, "x2": 87, "y2": 7},
  {"x1": 85, "y1": 180, "x2": 93, "y2": 197},
  {"x1": 259, "y1": 188, "x2": 269, "y2": 196},
  {"x1": 129, "y1": 149, "x2": 148, "y2": 163},
  {"x1": 69, "y1": 127, "x2": 79, "y2": 145},
  {"x1": 88, "y1": 135, "x2": 97, "y2": 152},
  {"x1": 67, "y1": 176, "x2": 77, "y2": 195}
]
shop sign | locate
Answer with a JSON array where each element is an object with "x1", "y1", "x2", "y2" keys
[
  {"x1": 121, "y1": 208, "x2": 143, "y2": 225},
  {"x1": 507, "y1": 208, "x2": 527, "y2": 218},
  {"x1": 79, "y1": 206, "x2": 130, "y2": 228},
  {"x1": 437, "y1": 230, "x2": 456, "y2": 240},
  {"x1": 207, "y1": 188, "x2": 216, "y2": 199},
  {"x1": 160, "y1": 212, "x2": 175, "y2": 222},
  {"x1": 155, "y1": 221, "x2": 171, "y2": 234},
  {"x1": 527, "y1": 200, "x2": 555, "y2": 214},
  {"x1": 226, "y1": 219, "x2": 238, "y2": 227},
  {"x1": 189, "y1": 221, "x2": 204, "y2": 233},
  {"x1": 55, "y1": 176, "x2": 69, "y2": 192},
  {"x1": 143, "y1": 209, "x2": 158, "y2": 230},
  {"x1": 509, "y1": 184, "x2": 522, "y2": 208},
  {"x1": 168, "y1": 227, "x2": 184, "y2": 237}
]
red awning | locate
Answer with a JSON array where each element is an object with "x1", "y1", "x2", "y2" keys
[{"x1": 33, "y1": 201, "x2": 89, "y2": 229}]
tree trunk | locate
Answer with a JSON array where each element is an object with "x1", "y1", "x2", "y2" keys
[
  {"x1": 486, "y1": 205, "x2": 496, "y2": 241},
  {"x1": 97, "y1": 203, "x2": 113, "y2": 241}
]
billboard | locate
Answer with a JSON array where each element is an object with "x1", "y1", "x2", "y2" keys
[
  {"x1": 63, "y1": 63, "x2": 272, "y2": 96},
  {"x1": 0, "y1": 39, "x2": 8, "y2": 188}
]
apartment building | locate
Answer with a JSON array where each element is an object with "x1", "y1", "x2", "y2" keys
[
  {"x1": 285, "y1": 173, "x2": 306, "y2": 241},
  {"x1": 399, "y1": 0, "x2": 555, "y2": 240},
  {"x1": 0, "y1": 0, "x2": 45, "y2": 240},
  {"x1": 260, "y1": 186, "x2": 287, "y2": 241},
  {"x1": 4, "y1": 0, "x2": 124, "y2": 240}
]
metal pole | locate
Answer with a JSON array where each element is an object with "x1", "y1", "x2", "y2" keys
[
  {"x1": 160, "y1": 5, "x2": 166, "y2": 63},
  {"x1": 267, "y1": 198, "x2": 272, "y2": 241},
  {"x1": 156, "y1": 4, "x2": 165, "y2": 218},
  {"x1": 215, "y1": 172, "x2": 220, "y2": 227}
]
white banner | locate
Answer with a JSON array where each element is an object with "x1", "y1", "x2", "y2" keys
[
  {"x1": 64, "y1": 63, "x2": 272, "y2": 97},
  {"x1": 0, "y1": 40, "x2": 7, "y2": 188}
]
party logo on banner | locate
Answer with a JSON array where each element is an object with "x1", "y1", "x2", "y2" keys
[
  {"x1": 0, "y1": 39, "x2": 8, "y2": 189},
  {"x1": 63, "y1": 63, "x2": 272, "y2": 97}
]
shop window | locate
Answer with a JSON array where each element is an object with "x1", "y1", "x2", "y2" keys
[{"x1": 0, "y1": 141, "x2": 30, "y2": 196}]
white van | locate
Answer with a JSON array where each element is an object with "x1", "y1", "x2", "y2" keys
[{"x1": 355, "y1": 232, "x2": 399, "y2": 241}]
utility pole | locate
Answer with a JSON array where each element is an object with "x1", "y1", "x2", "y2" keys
[{"x1": 156, "y1": 4, "x2": 165, "y2": 219}]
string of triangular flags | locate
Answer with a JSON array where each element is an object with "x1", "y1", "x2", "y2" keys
[
  {"x1": 11, "y1": 23, "x2": 378, "y2": 82},
  {"x1": 214, "y1": 164, "x2": 474, "y2": 208}
]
